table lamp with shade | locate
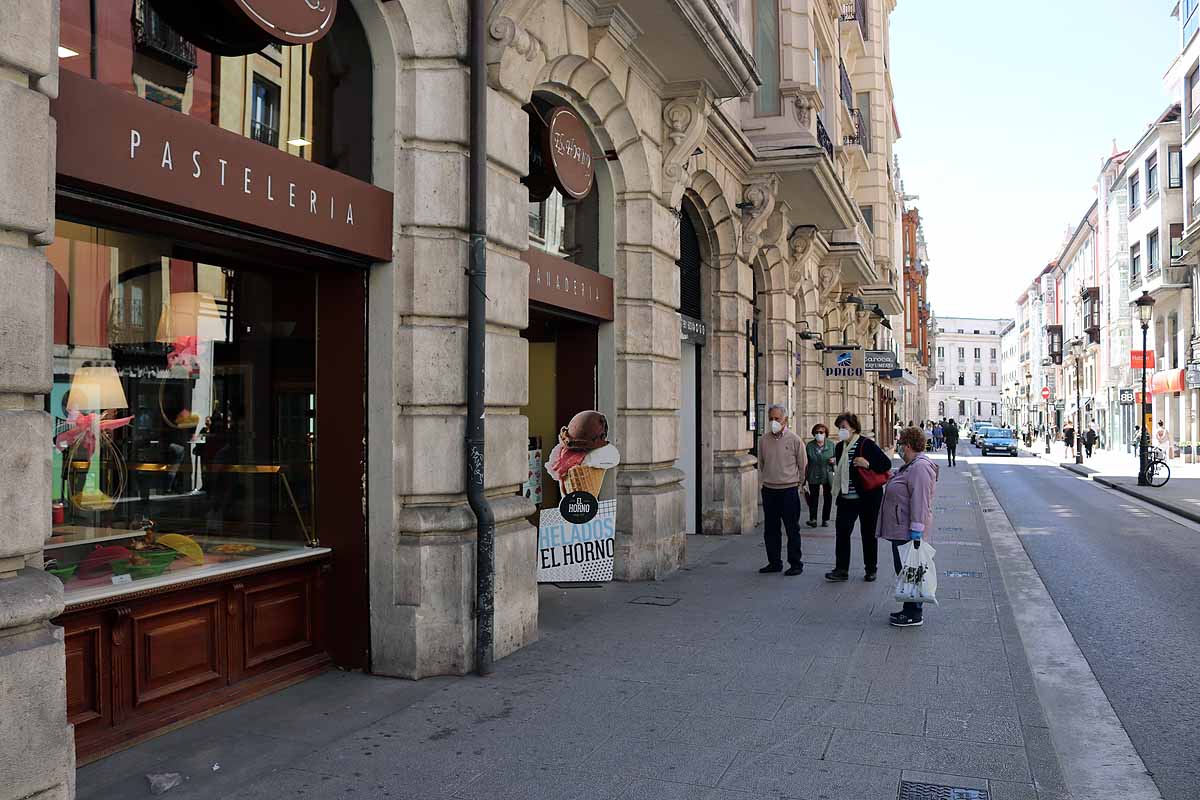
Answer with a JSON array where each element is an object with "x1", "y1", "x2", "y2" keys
[{"x1": 60, "y1": 364, "x2": 131, "y2": 512}]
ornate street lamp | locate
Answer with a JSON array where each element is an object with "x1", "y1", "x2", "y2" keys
[
  {"x1": 1135, "y1": 291, "x2": 1156, "y2": 485},
  {"x1": 1069, "y1": 337, "x2": 1085, "y2": 464}
]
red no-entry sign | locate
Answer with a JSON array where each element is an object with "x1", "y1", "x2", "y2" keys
[{"x1": 1041, "y1": 387, "x2": 1051, "y2": 400}]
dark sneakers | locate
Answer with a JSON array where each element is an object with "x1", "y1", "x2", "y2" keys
[
  {"x1": 806, "y1": 519, "x2": 818, "y2": 528},
  {"x1": 864, "y1": 571, "x2": 877, "y2": 582},
  {"x1": 823, "y1": 570, "x2": 848, "y2": 582},
  {"x1": 889, "y1": 613, "x2": 924, "y2": 628},
  {"x1": 784, "y1": 565, "x2": 804, "y2": 576},
  {"x1": 759, "y1": 564, "x2": 783, "y2": 574}
]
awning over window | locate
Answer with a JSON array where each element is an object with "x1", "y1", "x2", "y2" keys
[{"x1": 1151, "y1": 369, "x2": 1186, "y2": 394}]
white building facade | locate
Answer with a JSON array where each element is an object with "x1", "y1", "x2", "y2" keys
[{"x1": 929, "y1": 316, "x2": 1011, "y2": 425}]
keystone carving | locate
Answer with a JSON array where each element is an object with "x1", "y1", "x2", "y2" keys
[
  {"x1": 739, "y1": 176, "x2": 779, "y2": 261},
  {"x1": 662, "y1": 90, "x2": 713, "y2": 209},
  {"x1": 793, "y1": 94, "x2": 813, "y2": 127},
  {"x1": 489, "y1": 16, "x2": 543, "y2": 62}
]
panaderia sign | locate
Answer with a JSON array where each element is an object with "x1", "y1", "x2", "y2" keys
[{"x1": 53, "y1": 70, "x2": 392, "y2": 262}]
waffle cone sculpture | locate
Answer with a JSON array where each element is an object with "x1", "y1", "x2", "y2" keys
[{"x1": 564, "y1": 464, "x2": 606, "y2": 496}]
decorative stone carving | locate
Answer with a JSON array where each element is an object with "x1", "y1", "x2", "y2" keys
[
  {"x1": 489, "y1": 16, "x2": 544, "y2": 62},
  {"x1": 739, "y1": 175, "x2": 779, "y2": 261},
  {"x1": 793, "y1": 93, "x2": 813, "y2": 127},
  {"x1": 788, "y1": 225, "x2": 819, "y2": 260},
  {"x1": 662, "y1": 88, "x2": 713, "y2": 209}
]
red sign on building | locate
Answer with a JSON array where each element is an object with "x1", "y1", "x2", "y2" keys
[{"x1": 1131, "y1": 350, "x2": 1156, "y2": 370}]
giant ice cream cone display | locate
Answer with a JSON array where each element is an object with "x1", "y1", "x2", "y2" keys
[{"x1": 545, "y1": 410, "x2": 620, "y2": 498}]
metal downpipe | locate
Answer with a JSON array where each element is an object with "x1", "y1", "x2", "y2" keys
[{"x1": 467, "y1": 0, "x2": 496, "y2": 676}]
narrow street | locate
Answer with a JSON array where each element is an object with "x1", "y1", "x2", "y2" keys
[{"x1": 971, "y1": 442, "x2": 1200, "y2": 800}]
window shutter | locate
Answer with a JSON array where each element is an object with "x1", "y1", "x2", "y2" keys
[{"x1": 678, "y1": 210, "x2": 703, "y2": 321}]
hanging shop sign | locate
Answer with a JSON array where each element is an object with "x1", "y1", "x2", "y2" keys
[
  {"x1": 680, "y1": 314, "x2": 707, "y2": 345},
  {"x1": 1131, "y1": 350, "x2": 1156, "y2": 370},
  {"x1": 150, "y1": 0, "x2": 338, "y2": 56},
  {"x1": 824, "y1": 348, "x2": 865, "y2": 379},
  {"x1": 864, "y1": 350, "x2": 899, "y2": 372},
  {"x1": 525, "y1": 105, "x2": 595, "y2": 201},
  {"x1": 53, "y1": 71, "x2": 393, "y2": 262},
  {"x1": 524, "y1": 248, "x2": 614, "y2": 321},
  {"x1": 1186, "y1": 365, "x2": 1200, "y2": 389},
  {"x1": 539, "y1": 411, "x2": 619, "y2": 582},
  {"x1": 1119, "y1": 388, "x2": 1135, "y2": 405}
]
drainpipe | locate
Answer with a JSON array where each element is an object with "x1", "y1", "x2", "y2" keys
[{"x1": 467, "y1": 0, "x2": 495, "y2": 676}]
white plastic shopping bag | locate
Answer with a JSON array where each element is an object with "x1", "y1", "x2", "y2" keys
[{"x1": 893, "y1": 542, "x2": 938, "y2": 605}]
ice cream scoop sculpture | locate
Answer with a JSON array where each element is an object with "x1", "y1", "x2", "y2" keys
[{"x1": 545, "y1": 410, "x2": 620, "y2": 497}]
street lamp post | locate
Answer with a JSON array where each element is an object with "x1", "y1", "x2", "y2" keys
[
  {"x1": 1135, "y1": 291, "x2": 1156, "y2": 485},
  {"x1": 1070, "y1": 337, "x2": 1084, "y2": 464}
]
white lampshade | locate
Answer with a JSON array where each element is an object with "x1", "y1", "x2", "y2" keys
[{"x1": 65, "y1": 365, "x2": 128, "y2": 411}]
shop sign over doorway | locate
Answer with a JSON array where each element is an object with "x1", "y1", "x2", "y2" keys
[
  {"x1": 824, "y1": 348, "x2": 865, "y2": 379},
  {"x1": 864, "y1": 350, "x2": 899, "y2": 372},
  {"x1": 526, "y1": 105, "x2": 595, "y2": 201}
]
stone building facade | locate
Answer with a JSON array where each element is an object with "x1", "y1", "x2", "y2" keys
[{"x1": 0, "y1": 1, "x2": 908, "y2": 793}]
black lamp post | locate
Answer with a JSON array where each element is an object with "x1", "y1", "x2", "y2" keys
[
  {"x1": 1135, "y1": 291, "x2": 1156, "y2": 485},
  {"x1": 1070, "y1": 337, "x2": 1084, "y2": 464}
]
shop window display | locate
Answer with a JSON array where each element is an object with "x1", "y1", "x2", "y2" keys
[{"x1": 46, "y1": 220, "x2": 318, "y2": 600}]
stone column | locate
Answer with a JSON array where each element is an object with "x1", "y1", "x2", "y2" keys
[{"x1": 0, "y1": 3, "x2": 75, "y2": 799}]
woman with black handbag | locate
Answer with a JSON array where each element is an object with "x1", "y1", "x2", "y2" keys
[{"x1": 825, "y1": 412, "x2": 893, "y2": 583}]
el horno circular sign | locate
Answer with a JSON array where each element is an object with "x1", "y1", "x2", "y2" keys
[
  {"x1": 151, "y1": 0, "x2": 338, "y2": 55},
  {"x1": 544, "y1": 107, "x2": 595, "y2": 199},
  {"x1": 233, "y1": 0, "x2": 339, "y2": 45}
]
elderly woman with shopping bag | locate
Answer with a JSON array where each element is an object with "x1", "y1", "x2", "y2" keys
[{"x1": 878, "y1": 425, "x2": 939, "y2": 627}]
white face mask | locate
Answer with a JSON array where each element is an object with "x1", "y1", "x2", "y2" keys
[
  {"x1": 815, "y1": 433, "x2": 826, "y2": 443},
  {"x1": 837, "y1": 428, "x2": 850, "y2": 441},
  {"x1": 769, "y1": 420, "x2": 783, "y2": 435}
]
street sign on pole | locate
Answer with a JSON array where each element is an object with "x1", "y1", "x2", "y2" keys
[{"x1": 1040, "y1": 386, "x2": 1051, "y2": 400}]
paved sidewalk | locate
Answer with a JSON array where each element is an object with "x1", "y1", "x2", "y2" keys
[{"x1": 78, "y1": 458, "x2": 1065, "y2": 800}]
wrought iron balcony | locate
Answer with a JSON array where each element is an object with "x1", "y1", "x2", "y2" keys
[
  {"x1": 816, "y1": 116, "x2": 833, "y2": 160},
  {"x1": 134, "y1": 0, "x2": 197, "y2": 71},
  {"x1": 839, "y1": 59, "x2": 854, "y2": 111},
  {"x1": 839, "y1": 0, "x2": 869, "y2": 42},
  {"x1": 843, "y1": 107, "x2": 869, "y2": 152},
  {"x1": 250, "y1": 120, "x2": 279, "y2": 148}
]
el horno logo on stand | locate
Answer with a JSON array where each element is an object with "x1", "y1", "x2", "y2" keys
[{"x1": 559, "y1": 491, "x2": 599, "y2": 525}]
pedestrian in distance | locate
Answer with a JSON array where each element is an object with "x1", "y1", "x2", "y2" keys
[
  {"x1": 1083, "y1": 422, "x2": 1098, "y2": 459},
  {"x1": 1154, "y1": 419, "x2": 1174, "y2": 460},
  {"x1": 805, "y1": 423, "x2": 835, "y2": 528},
  {"x1": 932, "y1": 420, "x2": 944, "y2": 451},
  {"x1": 825, "y1": 412, "x2": 893, "y2": 583},
  {"x1": 944, "y1": 417, "x2": 959, "y2": 467},
  {"x1": 878, "y1": 425, "x2": 938, "y2": 628},
  {"x1": 758, "y1": 405, "x2": 807, "y2": 576},
  {"x1": 1063, "y1": 420, "x2": 1076, "y2": 459}
]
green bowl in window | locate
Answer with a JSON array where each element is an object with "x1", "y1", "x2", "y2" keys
[
  {"x1": 110, "y1": 559, "x2": 171, "y2": 580},
  {"x1": 47, "y1": 564, "x2": 78, "y2": 583},
  {"x1": 139, "y1": 550, "x2": 179, "y2": 568}
]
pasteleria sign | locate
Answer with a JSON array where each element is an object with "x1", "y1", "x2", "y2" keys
[{"x1": 539, "y1": 411, "x2": 619, "y2": 582}]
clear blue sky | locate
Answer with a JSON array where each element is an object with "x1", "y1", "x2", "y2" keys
[{"x1": 891, "y1": 0, "x2": 1179, "y2": 319}]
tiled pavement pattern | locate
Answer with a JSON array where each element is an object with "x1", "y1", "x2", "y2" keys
[{"x1": 78, "y1": 457, "x2": 1067, "y2": 800}]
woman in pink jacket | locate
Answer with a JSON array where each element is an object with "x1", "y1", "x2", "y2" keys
[{"x1": 877, "y1": 425, "x2": 938, "y2": 628}]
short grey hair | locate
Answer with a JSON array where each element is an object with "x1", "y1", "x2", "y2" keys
[{"x1": 767, "y1": 404, "x2": 788, "y2": 417}]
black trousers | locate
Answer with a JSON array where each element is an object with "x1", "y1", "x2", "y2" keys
[
  {"x1": 946, "y1": 442, "x2": 957, "y2": 465},
  {"x1": 805, "y1": 481, "x2": 832, "y2": 522},
  {"x1": 833, "y1": 493, "x2": 880, "y2": 574},
  {"x1": 762, "y1": 486, "x2": 803, "y2": 568},
  {"x1": 891, "y1": 540, "x2": 924, "y2": 618}
]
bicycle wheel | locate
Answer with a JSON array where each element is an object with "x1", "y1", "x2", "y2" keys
[{"x1": 1148, "y1": 459, "x2": 1171, "y2": 488}]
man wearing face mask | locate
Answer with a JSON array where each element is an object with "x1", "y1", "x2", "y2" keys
[{"x1": 758, "y1": 405, "x2": 807, "y2": 575}]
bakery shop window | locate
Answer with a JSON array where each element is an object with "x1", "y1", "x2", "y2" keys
[{"x1": 45, "y1": 220, "x2": 318, "y2": 593}]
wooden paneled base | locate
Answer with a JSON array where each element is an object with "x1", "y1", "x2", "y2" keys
[{"x1": 57, "y1": 556, "x2": 331, "y2": 765}]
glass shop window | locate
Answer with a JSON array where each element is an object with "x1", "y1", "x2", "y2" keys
[{"x1": 45, "y1": 220, "x2": 316, "y2": 593}]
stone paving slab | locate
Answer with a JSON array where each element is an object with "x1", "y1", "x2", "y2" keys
[{"x1": 76, "y1": 454, "x2": 1070, "y2": 800}]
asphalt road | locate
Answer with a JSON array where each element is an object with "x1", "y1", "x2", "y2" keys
[{"x1": 968, "y1": 442, "x2": 1200, "y2": 800}]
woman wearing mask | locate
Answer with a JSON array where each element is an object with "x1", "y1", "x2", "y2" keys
[
  {"x1": 825, "y1": 412, "x2": 893, "y2": 583},
  {"x1": 805, "y1": 424, "x2": 836, "y2": 528},
  {"x1": 878, "y1": 425, "x2": 938, "y2": 627}
]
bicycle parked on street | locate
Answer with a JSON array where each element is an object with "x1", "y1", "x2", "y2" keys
[{"x1": 1146, "y1": 446, "x2": 1171, "y2": 487}]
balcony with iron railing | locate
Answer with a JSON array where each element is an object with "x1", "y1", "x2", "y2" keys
[
  {"x1": 839, "y1": 0, "x2": 869, "y2": 50},
  {"x1": 815, "y1": 115, "x2": 833, "y2": 161},
  {"x1": 250, "y1": 120, "x2": 279, "y2": 148},
  {"x1": 839, "y1": 60, "x2": 854, "y2": 114},
  {"x1": 134, "y1": 0, "x2": 197, "y2": 71}
]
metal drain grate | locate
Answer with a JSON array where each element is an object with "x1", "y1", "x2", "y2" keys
[
  {"x1": 630, "y1": 595, "x2": 680, "y2": 606},
  {"x1": 898, "y1": 781, "x2": 989, "y2": 800},
  {"x1": 944, "y1": 570, "x2": 983, "y2": 578},
  {"x1": 940, "y1": 526, "x2": 964, "y2": 532}
]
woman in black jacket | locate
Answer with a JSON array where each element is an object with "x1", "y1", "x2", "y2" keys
[{"x1": 825, "y1": 412, "x2": 893, "y2": 583}]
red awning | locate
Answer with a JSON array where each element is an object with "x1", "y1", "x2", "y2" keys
[{"x1": 1151, "y1": 369, "x2": 1186, "y2": 394}]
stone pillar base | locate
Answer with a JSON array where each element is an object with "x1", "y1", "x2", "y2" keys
[
  {"x1": 370, "y1": 495, "x2": 537, "y2": 679},
  {"x1": 705, "y1": 453, "x2": 758, "y2": 534},
  {"x1": 614, "y1": 467, "x2": 686, "y2": 580}
]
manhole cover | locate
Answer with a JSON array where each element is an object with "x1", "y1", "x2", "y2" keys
[
  {"x1": 944, "y1": 570, "x2": 983, "y2": 578},
  {"x1": 630, "y1": 596, "x2": 680, "y2": 606},
  {"x1": 898, "y1": 781, "x2": 989, "y2": 800}
]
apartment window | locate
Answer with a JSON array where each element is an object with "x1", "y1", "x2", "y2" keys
[
  {"x1": 957, "y1": 347, "x2": 964, "y2": 359},
  {"x1": 974, "y1": 372, "x2": 981, "y2": 386},
  {"x1": 937, "y1": 346, "x2": 944, "y2": 358},
  {"x1": 990, "y1": 347, "x2": 997, "y2": 359},
  {"x1": 529, "y1": 201, "x2": 545, "y2": 238},
  {"x1": 1171, "y1": 222, "x2": 1185, "y2": 259},
  {"x1": 973, "y1": 347, "x2": 981, "y2": 358},
  {"x1": 1147, "y1": 230, "x2": 1160, "y2": 272},
  {"x1": 250, "y1": 75, "x2": 280, "y2": 147},
  {"x1": 855, "y1": 91, "x2": 872, "y2": 153},
  {"x1": 938, "y1": 401, "x2": 946, "y2": 416},
  {"x1": 958, "y1": 400, "x2": 966, "y2": 416},
  {"x1": 1190, "y1": 65, "x2": 1200, "y2": 132},
  {"x1": 1188, "y1": 0, "x2": 1200, "y2": 48},
  {"x1": 1130, "y1": 242, "x2": 1141, "y2": 279},
  {"x1": 990, "y1": 373, "x2": 997, "y2": 386},
  {"x1": 1169, "y1": 147, "x2": 1183, "y2": 188},
  {"x1": 752, "y1": 0, "x2": 780, "y2": 115},
  {"x1": 1146, "y1": 153, "x2": 1159, "y2": 197},
  {"x1": 938, "y1": 372, "x2": 944, "y2": 385},
  {"x1": 991, "y1": 402, "x2": 999, "y2": 417},
  {"x1": 1129, "y1": 173, "x2": 1140, "y2": 213},
  {"x1": 860, "y1": 205, "x2": 875, "y2": 233},
  {"x1": 957, "y1": 373, "x2": 965, "y2": 386}
]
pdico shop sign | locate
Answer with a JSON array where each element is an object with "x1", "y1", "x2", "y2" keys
[{"x1": 151, "y1": 0, "x2": 338, "y2": 55}]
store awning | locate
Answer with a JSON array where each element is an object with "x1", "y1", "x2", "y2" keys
[{"x1": 1151, "y1": 369, "x2": 1186, "y2": 395}]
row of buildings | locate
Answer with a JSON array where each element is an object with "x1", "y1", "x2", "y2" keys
[
  {"x1": 998, "y1": 3, "x2": 1200, "y2": 461},
  {"x1": 0, "y1": 1, "x2": 934, "y2": 794}
]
